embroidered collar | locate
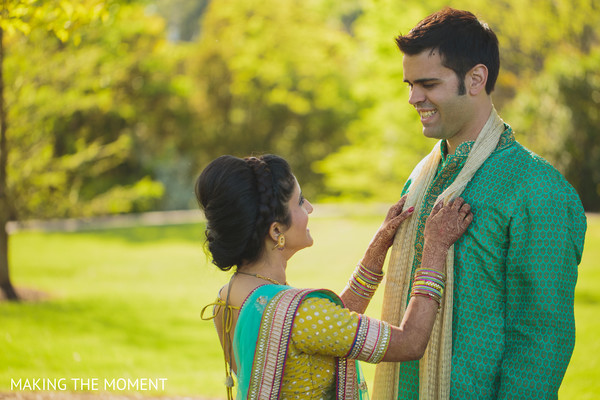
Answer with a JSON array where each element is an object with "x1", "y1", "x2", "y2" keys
[{"x1": 440, "y1": 124, "x2": 514, "y2": 162}]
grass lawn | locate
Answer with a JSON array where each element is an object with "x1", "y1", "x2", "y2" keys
[{"x1": 1, "y1": 210, "x2": 598, "y2": 399}]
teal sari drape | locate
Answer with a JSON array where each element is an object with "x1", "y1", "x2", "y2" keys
[{"x1": 233, "y1": 284, "x2": 369, "y2": 399}]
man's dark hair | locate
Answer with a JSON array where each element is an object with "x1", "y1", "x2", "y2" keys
[{"x1": 396, "y1": 7, "x2": 499, "y2": 95}]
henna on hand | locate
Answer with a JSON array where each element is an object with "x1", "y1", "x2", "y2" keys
[
  {"x1": 423, "y1": 197, "x2": 473, "y2": 252},
  {"x1": 362, "y1": 195, "x2": 414, "y2": 269}
]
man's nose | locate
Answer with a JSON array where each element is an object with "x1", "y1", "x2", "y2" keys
[{"x1": 408, "y1": 87, "x2": 425, "y2": 105}]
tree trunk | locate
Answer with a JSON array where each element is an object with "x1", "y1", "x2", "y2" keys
[{"x1": 0, "y1": 23, "x2": 18, "y2": 301}]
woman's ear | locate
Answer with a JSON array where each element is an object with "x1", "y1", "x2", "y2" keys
[
  {"x1": 467, "y1": 64, "x2": 488, "y2": 96},
  {"x1": 268, "y1": 222, "x2": 282, "y2": 242}
]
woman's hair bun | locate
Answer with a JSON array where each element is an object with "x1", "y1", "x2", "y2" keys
[{"x1": 195, "y1": 154, "x2": 295, "y2": 270}]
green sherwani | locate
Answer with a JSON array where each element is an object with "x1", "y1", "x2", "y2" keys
[{"x1": 397, "y1": 125, "x2": 587, "y2": 399}]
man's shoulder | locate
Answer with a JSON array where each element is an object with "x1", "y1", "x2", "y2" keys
[
  {"x1": 490, "y1": 139, "x2": 565, "y2": 182},
  {"x1": 478, "y1": 139, "x2": 587, "y2": 215}
]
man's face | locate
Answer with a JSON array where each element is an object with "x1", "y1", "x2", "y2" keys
[{"x1": 403, "y1": 50, "x2": 474, "y2": 146}]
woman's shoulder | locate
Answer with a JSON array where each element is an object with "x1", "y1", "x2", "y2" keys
[
  {"x1": 217, "y1": 281, "x2": 286, "y2": 310},
  {"x1": 240, "y1": 286, "x2": 343, "y2": 315}
]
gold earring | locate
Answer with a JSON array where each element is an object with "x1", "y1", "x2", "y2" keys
[{"x1": 273, "y1": 234, "x2": 285, "y2": 250}]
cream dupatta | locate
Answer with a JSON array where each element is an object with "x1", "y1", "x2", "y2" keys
[{"x1": 372, "y1": 109, "x2": 505, "y2": 400}]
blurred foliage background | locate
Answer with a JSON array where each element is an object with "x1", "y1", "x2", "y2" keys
[
  {"x1": 1, "y1": 0, "x2": 598, "y2": 391},
  {"x1": 2, "y1": 0, "x2": 599, "y2": 220}
]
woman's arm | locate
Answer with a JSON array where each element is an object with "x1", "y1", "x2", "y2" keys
[
  {"x1": 382, "y1": 198, "x2": 472, "y2": 361},
  {"x1": 340, "y1": 198, "x2": 472, "y2": 361},
  {"x1": 340, "y1": 196, "x2": 414, "y2": 313},
  {"x1": 294, "y1": 200, "x2": 471, "y2": 364}
]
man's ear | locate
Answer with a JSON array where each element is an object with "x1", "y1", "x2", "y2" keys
[{"x1": 467, "y1": 64, "x2": 488, "y2": 96}]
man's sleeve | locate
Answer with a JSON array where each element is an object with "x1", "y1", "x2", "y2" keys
[{"x1": 499, "y1": 170, "x2": 586, "y2": 399}]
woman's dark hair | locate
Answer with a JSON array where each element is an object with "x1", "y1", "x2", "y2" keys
[
  {"x1": 195, "y1": 154, "x2": 296, "y2": 271},
  {"x1": 395, "y1": 7, "x2": 500, "y2": 95}
]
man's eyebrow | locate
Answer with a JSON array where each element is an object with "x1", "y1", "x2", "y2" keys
[{"x1": 403, "y1": 77, "x2": 441, "y2": 84}]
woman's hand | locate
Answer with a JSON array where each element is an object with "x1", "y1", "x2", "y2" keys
[
  {"x1": 343, "y1": 196, "x2": 415, "y2": 313},
  {"x1": 375, "y1": 195, "x2": 415, "y2": 250},
  {"x1": 361, "y1": 196, "x2": 415, "y2": 268},
  {"x1": 424, "y1": 197, "x2": 473, "y2": 252}
]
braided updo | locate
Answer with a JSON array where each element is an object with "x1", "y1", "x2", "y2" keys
[{"x1": 195, "y1": 154, "x2": 296, "y2": 271}]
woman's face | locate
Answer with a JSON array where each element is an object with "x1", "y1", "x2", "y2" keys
[{"x1": 282, "y1": 178, "x2": 314, "y2": 252}]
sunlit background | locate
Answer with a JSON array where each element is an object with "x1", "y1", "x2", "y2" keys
[{"x1": 1, "y1": 0, "x2": 598, "y2": 398}]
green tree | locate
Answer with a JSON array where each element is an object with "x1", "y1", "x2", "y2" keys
[
  {"x1": 1, "y1": 0, "x2": 194, "y2": 299},
  {"x1": 479, "y1": 0, "x2": 600, "y2": 209},
  {"x1": 6, "y1": 1, "x2": 201, "y2": 219},
  {"x1": 319, "y1": 0, "x2": 600, "y2": 205},
  {"x1": 506, "y1": 50, "x2": 600, "y2": 211},
  {"x1": 0, "y1": 0, "x2": 111, "y2": 300},
  {"x1": 317, "y1": 0, "x2": 449, "y2": 202},
  {"x1": 187, "y1": 0, "x2": 360, "y2": 198}
]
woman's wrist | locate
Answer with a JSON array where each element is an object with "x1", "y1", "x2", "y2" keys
[
  {"x1": 345, "y1": 261, "x2": 384, "y2": 300},
  {"x1": 410, "y1": 267, "x2": 446, "y2": 307},
  {"x1": 421, "y1": 241, "x2": 449, "y2": 272},
  {"x1": 360, "y1": 247, "x2": 387, "y2": 274}
]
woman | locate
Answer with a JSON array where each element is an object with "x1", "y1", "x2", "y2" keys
[{"x1": 198, "y1": 154, "x2": 472, "y2": 399}]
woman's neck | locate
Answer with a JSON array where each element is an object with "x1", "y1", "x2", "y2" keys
[{"x1": 239, "y1": 255, "x2": 287, "y2": 286}]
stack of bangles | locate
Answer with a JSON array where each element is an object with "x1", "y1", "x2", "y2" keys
[
  {"x1": 346, "y1": 262, "x2": 384, "y2": 300},
  {"x1": 410, "y1": 267, "x2": 446, "y2": 308}
]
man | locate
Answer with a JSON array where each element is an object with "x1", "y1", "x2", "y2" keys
[{"x1": 372, "y1": 7, "x2": 587, "y2": 400}]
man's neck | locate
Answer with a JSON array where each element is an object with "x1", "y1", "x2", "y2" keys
[{"x1": 445, "y1": 104, "x2": 494, "y2": 155}]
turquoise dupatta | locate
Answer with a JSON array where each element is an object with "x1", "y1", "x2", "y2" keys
[{"x1": 233, "y1": 284, "x2": 369, "y2": 399}]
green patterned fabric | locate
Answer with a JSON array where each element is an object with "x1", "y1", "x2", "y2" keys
[{"x1": 396, "y1": 125, "x2": 587, "y2": 399}]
